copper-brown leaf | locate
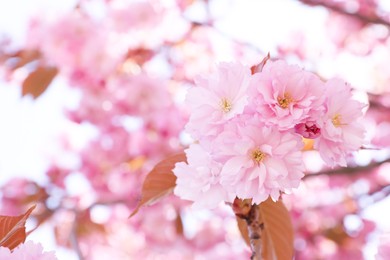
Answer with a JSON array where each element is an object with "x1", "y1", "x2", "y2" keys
[
  {"x1": 236, "y1": 216, "x2": 250, "y2": 246},
  {"x1": 175, "y1": 213, "x2": 184, "y2": 236},
  {"x1": 0, "y1": 205, "x2": 36, "y2": 250},
  {"x1": 22, "y1": 66, "x2": 58, "y2": 98},
  {"x1": 250, "y1": 53, "x2": 271, "y2": 74},
  {"x1": 129, "y1": 152, "x2": 186, "y2": 217},
  {"x1": 236, "y1": 198, "x2": 294, "y2": 260},
  {"x1": 10, "y1": 50, "x2": 41, "y2": 71},
  {"x1": 260, "y1": 198, "x2": 294, "y2": 260}
]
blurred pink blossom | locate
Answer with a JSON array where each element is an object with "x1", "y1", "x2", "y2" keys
[
  {"x1": 0, "y1": 241, "x2": 57, "y2": 260},
  {"x1": 376, "y1": 233, "x2": 390, "y2": 260}
]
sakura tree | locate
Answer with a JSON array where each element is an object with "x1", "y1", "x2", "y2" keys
[{"x1": 0, "y1": 0, "x2": 390, "y2": 259}]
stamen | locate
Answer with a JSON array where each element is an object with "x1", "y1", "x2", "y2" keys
[
  {"x1": 277, "y1": 93, "x2": 293, "y2": 109},
  {"x1": 332, "y1": 114, "x2": 343, "y2": 127},
  {"x1": 221, "y1": 98, "x2": 232, "y2": 113},
  {"x1": 251, "y1": 149, "x2": 266, "y2": 164}
]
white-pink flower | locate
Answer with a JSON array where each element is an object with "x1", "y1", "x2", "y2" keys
[
  {"x1": 314, "y1": 78, "x2": 366, "y2": 167},
  {"x1": 0, "y1": 241, "x2": 57, "y2": 260},
  {"x1": 173, "y1": 144, "x2": 235, "y2": 209},
  {"x1": 215, "y1": 118, "x2": 305, "y2": 204},
  {"x1": 185, "y1": 62, "x2": 251, "y2": 139},
  {"x1": 249, "y1": 60, "x2": 325, "y2": 130}
]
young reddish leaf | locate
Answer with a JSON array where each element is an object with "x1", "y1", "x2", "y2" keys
[
  {"x1": 22, "y1": 66, "x2": 58, "y2": 98},
  {"x1": 232, "y1": 198, "x2": 252, "y2": 218},
  {"x1": 236, "y1": 216, "x2": 250, "y2": 247},
  {"x1": 0, "y1": 205, "x2": 36, "y2": 250},
  {"x1": 236, "y1": 198, "x2": 294, "y2": 260},
  {"x1": 129, "y1": 152, "x2": 186, "y2": 217},
  {"x1": 260, "y1": 198, "x2": 294, "y2": 260},
  {"x1": 175, "y1": 213, "x2": 184, "y2": 236},
  {"x1": 125, "y1": 48, "x2": 155, "y2": 65},
  {"x1": 251, "y1": 52, "x2": 271, "y2": 74}
]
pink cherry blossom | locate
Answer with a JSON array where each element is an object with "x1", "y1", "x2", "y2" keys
[
  {"x1": 173, "y1": 144, "x2": 235, "y2": 209},
  {"x1": 249, "y1": 60, "x2": 325, "y2": 130},
  {"x1": 376, "y1": 233, "x2": 390, "y2": 260},
  {"x1": 108, "y1": 1, "x2": 163, "y2": 32},
  {"x1": 185, "y1": 62, "x2": 251, "y2": 139},
  {"x1": 294, "y1": 121, "x2": 322, "y2": 139},
  {"x1": 176, "y1": 60, "x2": 366, "y2": 207},
  {"x1": 0, "y1": 241, "x2": 57, "y2": 260},
  {"x1": 1, "y1": 0, "x2": 384, "y2": 258},
  {"x1": 115, "y1": 74, "x2": 173, "y2": 117},
  {"x1": 216, "y1": 118, "x2": 305, "y2": 204},
  {"x1": 26, "y1": 11, "x2": 121, "y2": 85},
  {"x1": 314, "y1": 78, "x2": 366, "y2": 167}
]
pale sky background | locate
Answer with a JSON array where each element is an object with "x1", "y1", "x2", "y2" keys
[{"x1": 0, "y1": 0, "x2": 389, "y2": 259}]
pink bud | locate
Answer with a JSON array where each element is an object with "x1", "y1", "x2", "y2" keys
[{"x1": 295, "y1": 122, "x2": 321, "y2": 139}]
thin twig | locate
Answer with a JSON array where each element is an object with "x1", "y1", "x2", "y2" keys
[
  {"x1": 247, "y1": 205, "x2": 263, "y2": 260},
  {"x1": 359, "y1": 184, "x2": 390, "y2": 209},
  {"x1": 303, "y1": 157, "x2": 390, "y2": 179},
  {"x1": 233, "y1": 199, "x2": 264, "y2": 260},
  {"x1": 70, "y1": 211, "x2": 84, "y2": 260},
  {"x1": 368, "y1": 93, "x2": 390, "y2": 110},
  {"x1": 185, "y1": 19, "x2": 265, "y2": 55}
]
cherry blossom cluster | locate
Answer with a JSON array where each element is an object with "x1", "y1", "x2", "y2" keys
[{"x1": 174, "y1": 60, "x2": 366, "y2": 208}]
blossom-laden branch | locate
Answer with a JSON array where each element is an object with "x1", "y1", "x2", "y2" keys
[
  {"x1": 298, "y1": 0, "x2": 390, "y2": 27},
  {"x1": 174, "y1": 59, "x2": 365, "y2": 208}
]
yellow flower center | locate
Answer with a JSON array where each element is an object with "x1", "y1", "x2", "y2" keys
[
  {"x1": 251, "y1": 149, "x2": 266, "y2": 164},
  {"x1": 277, "y1": 93, "x2": 294, "y2": 109},
  {"x1": 332, "y1": 114, "x2": 343, "y2": 127},
  {"x1": 221, "y1": 98, "x2": 232, "y2": 113}
]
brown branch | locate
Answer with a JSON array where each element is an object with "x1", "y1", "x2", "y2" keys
[
  {"x1": 232, "y1": 199, "x2": 264, "y2": 260},
  {"x1": 361, "y1": 184, "x2": 390, "y2": 206},
  {"x1": 303, "y1": 157, "x2": 390, "y2": 179},
  {"x1": 303, "y1": 183, "x2": 390, "y2": 215},
  {"x1": 297, "y1": 0, "x2": 390, "y2": 27},
  {"x1": 247, "y1": 205, "x2": 263, "y2": 260},
  {"x1": 367, "y1": 93, "x2": 390, "y2": 110},
  {"x1": 70, "y1": 211, "x2": 84, "y2": 260}
]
